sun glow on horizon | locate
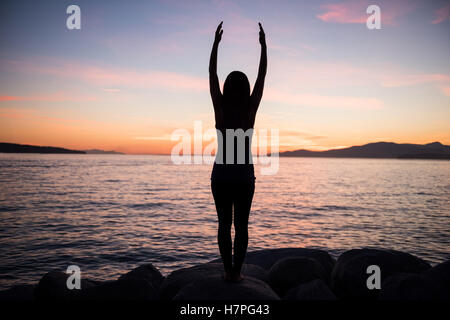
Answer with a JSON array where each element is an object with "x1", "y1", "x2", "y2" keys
[{"x1": 1, "y1": 0, "x2": 449, "y2": 153}]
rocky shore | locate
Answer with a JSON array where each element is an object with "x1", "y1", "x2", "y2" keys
[{"x1": 1, "y1": 248, "x2": 449, "y2": 300}]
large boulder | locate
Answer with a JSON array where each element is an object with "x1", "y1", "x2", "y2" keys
[
  {"x1": 35, "y1": 263, "x2": 164, "y2": 300},
  {"x1": 208, "y1": 248, "x2": 335, "y2": 275},
  {"x1": 380, "y1": 260, "x2": 450, "y2": 300},
  {"x1": 159, "y1": 263, "x2": 267, "y2": 300},
  {"x1": 379, "y1": 273, "x2": 449, "y2": 300},
  {"x1": 82, "y1": 263, "x2": 163, "y2": 300},
  {"x1": 34, "y1": 271, "x2": 98, "y2": 300},
  {"x1": 331, "y1": 248, "x2": 431, "y2": 300},
  {"x1": 268, "y1": 257, "x2": 329, "y2": 296},
  {"x1": 0, "y1": 285, "x2": 36, "y2": 301},
  {"x1": 424, "y1": 260, "x2": 450, "y2": 291},
  {"x1": 284, "y1": 279, "x2": 337, "y2": 301},
  {"x1": 174, "y1": 275, "x2": 280, "y2": 300},
  {"x1": 81, "y1": 278, "x2": 156, "y2": 300},
  {"x1": 118, "y1": 263, "x2": 164, "y2": 290}
]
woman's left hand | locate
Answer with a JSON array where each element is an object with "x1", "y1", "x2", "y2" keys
[{"x1": 215, "y1": 21, "x2": 223, "y2": 43}]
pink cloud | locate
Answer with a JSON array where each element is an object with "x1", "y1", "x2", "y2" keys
[
  {"x1": 271, "y1": 43, "x2": 317, "y2": 56},
  {"x1": 265, "y1": 88, "x2": 383, "y2": 110},
  {"x1": 317, "y1": 1, "x2": 368, "y2": 24},
  {"x1": 101, "y1": 88, "x2": 120, "y2": 93},
  {"x1": 3, "y1": 59, "x2": 207, "y2": 92},
  {"x1": 317, "y1": 0, "x2": 416, "y2": 26},
  {"x1": 380, "y1": 72, "x2": 450, "y2": 97},
  {"x1": 271, "y1": 58, "x2": 450, "y2": 97},
  {"x1": 381, "y1": 74, "x2": 450, "y2": 87},
  {"x1": 0, "y1": 92, "x2": 97, "y2": 102},
  {"x1": 431, "y1": 3, "x2": 450, "y2": 24},
  {"x1": 440, "y1": 86, "x2": 450, "y2": 97}
]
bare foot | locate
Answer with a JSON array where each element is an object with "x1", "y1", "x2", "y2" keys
[
  {"x1": 222, "y1": 271, "x2": 233, "y2": 282},
  {"x1": 230, "y1": 273, "x2": 244, "y2": 282}
]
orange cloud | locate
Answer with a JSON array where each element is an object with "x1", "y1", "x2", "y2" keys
[
  {"x1": 431, "y1": 3, "x2": 450, "y2": 24},
  {"x1": 0, "y1": 106, "x2": 174, "y2": 154}
]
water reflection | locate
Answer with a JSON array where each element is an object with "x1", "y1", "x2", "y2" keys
[{"x1": 0, "y1": 154, "x2": 449, "y2": 289}]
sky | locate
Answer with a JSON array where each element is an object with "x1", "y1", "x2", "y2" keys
[{"x1": 0, "y1": 0, "x2": 449, "y2": 154}]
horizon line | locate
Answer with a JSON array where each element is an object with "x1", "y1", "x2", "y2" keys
[{"x1": 1, "y1": 140, "x2": 447, "y2": 156}]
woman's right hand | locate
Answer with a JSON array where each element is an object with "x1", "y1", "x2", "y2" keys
[
  {"x1": 215, "y1": 21, "x2": 223, "y2": 44},
  {"x1": 258, "y1": 22, "x2": 266, "y2": 47}
]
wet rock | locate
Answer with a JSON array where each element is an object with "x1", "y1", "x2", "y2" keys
[
  {"x1": 331, "y1": 248, "x2": 431, "y2": 300},
  {"x1": 380, "y1": 260, "x2": 450, "y2": 300},
  {"x1": 82, "y1": 263, "x2": 163, "y2": 300},
  {"x1": 174, "y1": 275, "x2": 280, "y2": 300},
  {"x1": 208, "y1": 248, "x2": 335, "y2": 275},
  {"x1": 268, "y1": 257, "x2": 329, "y2": 296},
  {"x1": 425, "y1": 260, "x2": 450, "y2": 292},
  {"x1": 284, "y1": 279, "x2": 337, "y2": 300},
  {"x1": 0, "y1": 284, "x2": 36, "y2": 301},
  {"x1": 34, "y1": 271, "x2": 97, "y2": 300},
  {"x1": 119, "y1": 263, "x2": 164, "y2": 290},
  {"x1": 159, "y1": 263, "x2": 267, "y2": 300},
  {"x1": 379, "y1": 272, "x2": 449, "y2": 300},
  {"x1": 81, "y1": 278, "x2": 157, "y2": 300}
]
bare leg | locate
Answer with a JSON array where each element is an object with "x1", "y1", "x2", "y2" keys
[
  {"x1": 232, "y1": 180, "x2": 255, "y2": 281},
  {"x1": 211, "y1": 180, "x2": 233, "y2": 279}
]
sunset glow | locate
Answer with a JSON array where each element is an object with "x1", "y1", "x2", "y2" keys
[{"x1": 1, "y1": 0, "x2": 449, "y2": 154}]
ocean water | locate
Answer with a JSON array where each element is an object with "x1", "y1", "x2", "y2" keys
[{"x1": 0, "y1": 153, "x2": 449, "y2": 290}]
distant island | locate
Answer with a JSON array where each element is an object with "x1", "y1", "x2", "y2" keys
[
  {"x1": 279, "y1": 142, "x2": 450, "y2": 159},
  {"x1": 2, "y1": 141, "x2": 449, "y2": 159},
  {"x1": 0, "y1": 142, "x2": 86, "y2": 154},
  {"x1": 0, "y1": 143, "x2": 125, "y2": 155},
  {"x1": 83, "y1": 149, "x2": 124, "y2": 155}
]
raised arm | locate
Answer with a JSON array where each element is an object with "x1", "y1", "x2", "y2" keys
[
  {"x1": 209, "y1": 22, "x2": 223, "y2": 110},
  {"x1": 251, "y1": 22, "x2": 267, "y2": 112}
]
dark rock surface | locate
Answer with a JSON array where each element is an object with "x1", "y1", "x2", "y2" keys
[
  {"x1": 284, "y1": 279, "x2": 337, "y2": 300},
  {"x1": 379, "y1": 273, "x2": 448, "y2": 300},
  {"x1": 209, "y1": 248, "x2": 335, "y2": 275},
  {"x1": 34, "y1": 263, "x2": 164, "y2": 301},
  {"x1": 331, "y1": 248, "x2": 431, "y2": 300},
  {"x1": 379, "y1": 260, "x2": 450, "y2": 300},
  {"x1": 159, "y1": 262, "x2": 267, "y2": 300},
  {"x1": 34, "y1": 270, "x2": 98, "y2": 300},
  {"x1": 268, "y1": 257, "x2": 329, "y2": 296},
  {"x1": 0, "y1": 284, "x2": 36, "y2": 301},
  {"x1": 3, "y1": 248, "x2": 446, "y2": 301},
  {"x1": 424, "y1": 260, "x2": 450, "y2": 290},
  {"x1": 82, "y1": 263, "x2": 164, "y2": 300},
  {"x1": 174, "y1": 275, "x2": 280, "y2": 300},
  {"x1": 81, "y1": 278, "x2": 157, "y2": 300}
]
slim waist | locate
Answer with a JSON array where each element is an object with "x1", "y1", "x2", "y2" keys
[{"x1": 211, "y1": 162, "x2": 255, "y2": 181}]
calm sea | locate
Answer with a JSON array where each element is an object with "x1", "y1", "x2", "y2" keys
[{"x1": 0, "y1": 153, "x2": 449, "y2": 290}]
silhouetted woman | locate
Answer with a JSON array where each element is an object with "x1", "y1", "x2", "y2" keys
[{"x1": 209, "y1": 21, "x2": 267, "y2": 282}]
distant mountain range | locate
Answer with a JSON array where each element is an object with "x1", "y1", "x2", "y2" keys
[
  {"x1": 280, "y1": 142, "x2": 450, "y2": 159},
  {"x1": 0, "y1": 143, "x2": 122, "y2": 155},
  {"x1": 83, "y1": 149, "x2": 124, "y2": 155},
  {"x1": 2, "y1": 141, "x2": 449, "y2": 159},
  {"x1": 0, "y1": 142, "x2": 86, "y2": 154}
]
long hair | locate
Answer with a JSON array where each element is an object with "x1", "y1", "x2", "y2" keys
[
  {"x1": 223, "y1": 71, "x2": 250, "y2": 110},
  {"x1": 222, "y1": 71, "x2": 251, "y2": 129}
]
